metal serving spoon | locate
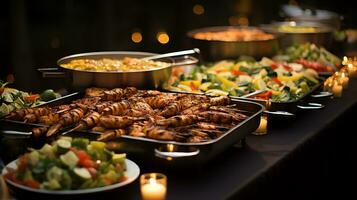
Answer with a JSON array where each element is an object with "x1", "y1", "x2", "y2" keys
[{"x1": 142, "y1": 48, "x2": 200, "y2": 61}]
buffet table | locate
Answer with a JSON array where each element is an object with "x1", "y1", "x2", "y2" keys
[{"x1": 1, "y1": 80, "x2": 357, "y2": 200}]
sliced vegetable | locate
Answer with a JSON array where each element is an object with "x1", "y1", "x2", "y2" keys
[{"x1": 60, "y1": 151, "x2": 79, "y2": 168}]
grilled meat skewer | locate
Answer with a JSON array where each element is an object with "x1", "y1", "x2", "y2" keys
[
  {"x1": 157, "y1": 115, "x2": 201, "y2": 127},
  {"x1": 46, "y1": 107, "x2": 87, "y2": 137},
  {"x1": 99, "y1": 115, "x2": 145, "y2": 129},
  {"x1": 97, "y1": 129, "x2": 126, "y2": 141}
]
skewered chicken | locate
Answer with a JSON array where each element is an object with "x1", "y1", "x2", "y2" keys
[
  {"x1": 85, "y1": 87, "x2": 105, "y2": 97},
  {"x1": 73, "y1": 111, "x2": 101, "y2": 131},
  {"x1": 38, "y1": 113, "x2": 60, "y2": 125},
  {"x1": 99, "y1": 115, "x2": 144, "y2": 129},
  {"x1": 7, "y1": 87, "x2": 250, "y2": 143},
  {"x1": 23, "y1": 108, "x2": 52, "y2": 123},
  {"x1": 102, "y1": 100, "x2": 132, "y2": 116},
  {"x1": 209, "y1": 96, "x2": 231, "y2": 106},
  {"x1": 181, "y1": 103, "x2": 210, "y2": 115},
  {"x1": 97, "y1": 129, "x2": 126, "y2": 141},
  {"x1": 199, "y1": 111, "x2": 244, "y2": 124},
  {"x1": 157, "y1": 115, "x2": 201, "y2": 127},
  {"x1": 6, "y1": 107, "x2": 51, "y2": 121},
  {"x1": 146, "y1": 126, "x2": 176, "y2": 141},
  {"x1": 46, "y1": 107, "x2": 87, "y2": 136},
  {"x1": 31, "y1": 127, "x2": 49, "y2": 137}
]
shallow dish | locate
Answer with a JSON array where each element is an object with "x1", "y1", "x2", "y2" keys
[{"x1": 2, "y1": 158, "x2": 140, "y2": 195}]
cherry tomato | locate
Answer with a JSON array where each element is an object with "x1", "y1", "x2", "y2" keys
[
  {"x1": 24, "y1": 179, "x2": 40, "y2": 189},
  {"x1": 17, "y1": 155, "x2": 29, "y2": 171},
  {"x1": 270, "y1": 63, "x2": 278, "y2": 70},
  {"x1": 282, "y1": 64, "x2": 292, "y2": 72},
  {"x1": 255, "y1": 91, "x2": 272, "y2": 100},
  {"x1": 271, "y1": 77, "x2": 282, "y2": 86},
  {"x1": 190, "y1": 82, "x2": 198, "y2": 91},
  {"x1": 25, "y1": 94, "x2": 40, "y2": 103}
]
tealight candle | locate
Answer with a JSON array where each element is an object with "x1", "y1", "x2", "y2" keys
[
  {"x1": 347, "y1": 64, "x2": 357, "y2": 78},
  {"x1": 323, "y1": 77, "x2": 334, "y2": 92},
  {"x1": 340, "y1": 77, "x2": 349, "y2": 89},
  {"x1": 141, "y1": 173, "x2": 167, "y2": 200},
  {"x1": 332, "y1": 84, "x2": 343, "y2": 98},
  {"x1": 340, "y1": 72, "x2": 349, "y2": 89},
  {"x1": 253, "y1": 116, "x2": 268, "y2": 135}
]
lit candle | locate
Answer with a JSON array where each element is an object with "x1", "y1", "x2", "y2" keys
[
  {"x1": 340, "y1": 72, "x2": 349, "y2": 89},
  {"x1": 347, "y1": 64, "x2": 357, "y2": 78},
  {"x1": 332, "y1": 84, "x2": 343, "y2": 98},
  {"x1": 340, "y1": 77, "x2": 349, "y2": 89},
  {"x1": 323, "y1": 77, "x2": 334, "y2": 92},
  {"x1": 253, "y1": 116, "x2": 268, "y2": 135},
  {"x1": 141, "y1": 173, "x2": 167, "y2": 200}
]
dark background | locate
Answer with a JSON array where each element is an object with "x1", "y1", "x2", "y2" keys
[{"x1": 0, "y1": 0, "x2": 355, "y2": 90}]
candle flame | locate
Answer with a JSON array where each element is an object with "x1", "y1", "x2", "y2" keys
[{"x1": 149, "y1": 178, "x2": 157, "y2": 185}]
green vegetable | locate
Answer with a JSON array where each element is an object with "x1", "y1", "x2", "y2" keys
[
  {"x1": 60, "y1": 151, "x2": 79, "y2": 168},
  {"x1": 57, "y1": 139, "x2": 71, "y2": 154},
  {"x1": 74, "y1": 168, "x2": 91, "y2": 180},
  {"x1": 4, "y1": 137, "x2": 127, "y2": 190},
  {"x1": 40, "y1": 89, "x2": 57, "y2": 101},
  {"x1": 112, "y1": 153, "x2": 126, "y2": 164},
  {"x1": 0, "y1": 103, "x2": 10, "y2": 118},
  {"x1": 46, "y1": 166, "x2": 63, "y2": 181},
  {"x1": 43, "y1": 179, "x2": 61, "y2": 190},
  {"x1": 72, "y1": 138, "x2": 89, "y2": 150}
]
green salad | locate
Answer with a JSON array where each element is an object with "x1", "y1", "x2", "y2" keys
[
  {"x1": 4, "y1": 137, "x2": 127, "y2": 190},
  {"x1": 166, "y1": 57, "x2": 320, "y2": 102},
  {"x1": 0, "y1": 81, "x2": 61, "y2": 117},
  {"x1": 274, "y1": 43, "x2": 341, "y2": 73}
]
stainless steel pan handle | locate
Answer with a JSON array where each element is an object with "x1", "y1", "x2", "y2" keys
[
  {"x1": 310, "y1": 91, "x2": 333, "y2": 98},
  {"x1": 297, "y1": 102, "x2": 324, "y2": 110},
  {"x1": 38, "y1": 68, "x2": 66, "y2": 78},
  {"x1": 264, "y1": 110, "x2": 295, "y2": 117},
  {"x1": 155, "y1": 148, "x2": 200, "y2": 159},
  {"x1": 1, "y1": 130, "x2": 32, "y2": 136}
]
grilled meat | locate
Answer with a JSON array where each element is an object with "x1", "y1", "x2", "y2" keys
[
  {"x1": 99, "y1": 115, "x2": 144, "y2": 129},
  {"x1": 157, "y1": 115, "x2": 201, "y2": 127},
  {"x1": 199, "y1": 111, "x2": 243, "y2": 124},
  {"x1": 102, "y1": 100, "x2": 132, "y2": 116},
  {"x1": 209, "y1": 96, "x2": 231, "y2": 106},
  {"x1": 97, "y1": 129, "x2": 126, "y2": 141}
]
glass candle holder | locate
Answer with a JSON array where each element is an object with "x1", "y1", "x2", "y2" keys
[{"x1": 140, "y1": 173, "x2": 167, "y2": 200}]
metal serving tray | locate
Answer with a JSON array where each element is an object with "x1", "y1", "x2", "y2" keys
[{"x1": 0, "y1": 91, "x2": 264, "y2": 167}]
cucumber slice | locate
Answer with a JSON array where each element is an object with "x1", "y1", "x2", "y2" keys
[
  {"x1": 57, "y1": 139, "x2": 71, "y2": 154},
  {"x1": 43, "y1": 179, "x2": 61, "y2": 190},
  {"x1": 46, "y1": 166, "x2": 63, "y2": 181},
  {"x1": 59, "y1": 136, "x2": 73, "y2": 143},
  {"x1": 74, "y1": 168, "x2": 91, "y2": 180},
  {"x1": 60, "y1": 151, "x2": 78, "y2": 168}
]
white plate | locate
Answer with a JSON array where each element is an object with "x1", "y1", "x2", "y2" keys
[{"x1": 1, "y1": 159, "x2": 140, "y2": 195}]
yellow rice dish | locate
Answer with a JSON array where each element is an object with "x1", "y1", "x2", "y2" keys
[{"x1": 61, "y1": 57, "x2": 170, "y2": 72}]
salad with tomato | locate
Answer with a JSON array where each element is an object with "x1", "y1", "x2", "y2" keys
[
  {"x1": 4, "y1": 137, "x2": 127, "y2": 190},
  {"x1": 0, "y1": 81, "x2": 60, "y2": 117},
  {"x1": 274, "y1": 43, "x2": 341, "y2": 73},
  {"x1": 166, "y1": 57, "x2": 320, "y2": 102}
]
